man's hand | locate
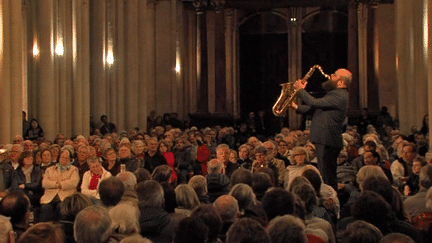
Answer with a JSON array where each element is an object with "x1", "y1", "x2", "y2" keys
[
  {"x1": 294, "y1": 79, "x2": 307, "y2": 90},
  {"x1": 290, "y1": 102, "x2": 298, "y2": 110},
  {"x1": 19, "y1": 184, "x2": 25, "y2": 189}
]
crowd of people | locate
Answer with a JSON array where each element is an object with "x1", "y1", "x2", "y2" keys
[{"x1": 0, "y1": 110, "x2": 431, "y2": 243}]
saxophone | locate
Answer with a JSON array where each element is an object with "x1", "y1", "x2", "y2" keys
[{"x1": 272, "y1": 65, "x2": 330, "y2": 117}]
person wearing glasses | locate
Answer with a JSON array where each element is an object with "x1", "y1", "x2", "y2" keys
[{"x1": 283, "y1": 146, "x2": 310, "y2": 189}]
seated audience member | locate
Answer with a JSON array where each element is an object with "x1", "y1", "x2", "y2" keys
[
  {"x1": 173, "y1": 217, "x2": 208, "y2": 243},
  {"x1": 174, "y1": 184, "x2": 200, "y2": 216},
  {"x1": 109, "y1": 203, "x2": 140, "y2": 242},
  {"x1": 262, "y1": 188, "x2": 295, "y2": 222},
  {"x1": 0, "y1": 154, "x2": 14, "y2": 198},
  {"x1": 158, "y1": 140, "x2": 177, "y2": 184},
  {"x1": 404, "y1": 164, "x2": 432, "y2": 218},
  {"x1": 118, "y1": 145, "x2": 143, "y2": 173},
  {"x1": 74, "y1": 206, "x2": 112, "y2": 243},
  {"x1": 59, "y1": 193, "x2": 92, "y2": 243},
  {"x1": 363, "y1": 150, "x2": 393, "y2": 183},
  {"x1": 283, "y1": 146, "x2": 310, "y2": 188},
  {"x1": 191, "y1": 204, "x2": 223, "y2": 243},
  {"x1": 213, "y1": 195, "x2": 240, "y2": 242},
  {"x1": 136, "y1": 180, "x2": 174, "y2": 243},
  {"x1": 11, "y1": 150, "x2": 44, "y2": 207},
  {"x1": 134, "y1": 168, "x2": 152, "y2": 184},
  {"x1": 412, "y1": 187, "x2": 432, "y2": 241},
  {"x1": 145, "y1": 137, "x2": 168, "y2": 173},
  {"x1": 336, "y1": 149, "x2": 356, "y2": 188},
  {"x1": 252, "y1": 146, "x2": 279, "y2": 183},
  {"x1": 291, "y1": 184, "x2": 336, "y2": 243},
  {"x1": 216, "y1": 144, "x2": 239, "y2": 179},
  {"x1": 266, "y1": 215, "x2": 308, "y2": 243},
  {"x1": 276, "y1": 140, "x2": 290, "y2": 166},
  {"x1": 237, "y1": 144, "x2": 252, "y2": 170},
  {"x1": 188, "y1": 175, "x2": 210, "y2": 204},
  {"x1": 0, "y1": 190, "x2": 31, "y2": 240},
  {"x1": 229, "y1": 183, "x2": 256, "y2": 215},
  {"x1": 230, "y1": 168, "x2": 253, "y2": 187},
  {"x1": 152, "y1": 165, "x2": 173, "y2": 184},
  {"x1": 40, "y1": 148, "x2": 55, "y2": 171},
  {"x1": 116, "y1": 171, "x2": 138, "y2": 208},
  {"x1": 206, "y1": 159, "x2": 230, "y2": 202},
  {"x1": 7, "y1": 144, "x2": 24, "y2": 170},
  {"x1": 174, "y1": 138, "x2": 193, "y2": 184},
  {"x1": 102, "y1": 148, "x2": 121, "y2": 176},
  {"x1": 263, "y1": 141, "x2": 286, "y2": 185},
  {"x1": 338, "y1": 220, "x2": 383, "y2": 243},
  {"x1": 99, "y1": 176, "x2": 126, "y2": 207},
  {"x1": 73, "y1": 145, "x2": 90, "y2": 189},
  {"x1": 379, "y1": 233, "x2": 415, "y2": 243},
  {"x1": 81, "y1": 156, "x2": 112, "y2": 203},
  {"x1": 39, "y1": 149, "x2": 79, "y2": 222},
  {"x1": 18, "y1": 222, "x2": 64, "y2": 243},
  {"x1": 404, "y1": 156, "x2": 428, "y2": 196},
  {"x1": 338, "y1": 191, "x2": 417, "y2": 240},
  {"x1": 0, "y1": 215, "x2": 14, "y2": 243},
  {"x1": 252, "y1": 172, "x2": 273, "y2": 201},
  {"x1": 391, "y1": 142, "x2": 417, "y2": 190},
  {"x1": 226, "y1": 218, "x2": 271, "y2": 243}
]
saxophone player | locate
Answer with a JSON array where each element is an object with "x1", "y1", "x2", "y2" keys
[{"x1": 291, "y1": 68, "x2": 352, "y2": 190}]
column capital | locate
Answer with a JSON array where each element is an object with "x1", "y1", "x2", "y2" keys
[
  {"x1": 210, "y1": 0, "x2": 226, "y2": 13},
  {"x1": 193, "y1": 0, "x2": 208, "y2": 13}
]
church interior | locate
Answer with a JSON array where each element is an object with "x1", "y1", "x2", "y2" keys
[{"x1": 0, "y1": 0, "x2": 431, "y2": 145}]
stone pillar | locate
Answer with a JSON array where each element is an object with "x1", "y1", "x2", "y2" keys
[
  {"x1": 124, "y1": 0, "x2": 139, "y2": 131},
  {"x1": 225, "y1": 8, "x2": 234, "y2": 114},
  {"x1": 113, "y1": 0, "x2": 125, "y2": 130},
  {"x1": 0, "y1": 0, "x2": 24, "y2": 143},
  {"x1": 425, "y1": 0, "x2": 432, "y2": 162},
  {"x1": 90, "y1": 0, "x2": 107, "y2": 123},
  {"x1": 357, "y1": 3, "x2": 368, "y2": 109},
  {"x1": 194, "y1": 0, "x2": 209, "y2": 113},
  {"x1": 288, "y1": 7, "x2": 302, "y2": 129},
  {"x1": 72, "y1": 0, "x2": 90, "y2": 136},
  {"x1": 145, "y1": 0, "x2": 157, "y2": 114},
  {"x1": 37, "y1": 0, "x2": 57, "y2": 140},
  {"x1": 395, "y1": 0, "x2": 428, "y2": 135},
  {"x1": 366, "y1": 3, "x2": 380, "y2": 111},
  {"x1": 347, "y1": 1, "x2": 359, "y2": 113},
  {"x1": 138, "y1": 0, "x2": 148, "y2": 129},
  {"x1": 214, "y1": 3, "x2": 227, "y2": 114}
]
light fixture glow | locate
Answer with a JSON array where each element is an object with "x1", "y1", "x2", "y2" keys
[
  {"x1": 106, "y1": 50, "x2": 114, "y2": 65},
  {"x1": 175, "y1": 58, "x2": 180, "y2": 73},
  {"x1": 55, "y1": 41, "x2": 64, "y2": 56},
  {"x1": 33, "y1": 42, "x2": 39, "y2": 56}
]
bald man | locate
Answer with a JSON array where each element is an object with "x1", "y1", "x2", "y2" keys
[{"x1": 292, "y1": 68, "x2": 352, "y2": 190}]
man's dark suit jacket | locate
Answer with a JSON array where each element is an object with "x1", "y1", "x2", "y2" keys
[{"x1": 296, "y1": 88, "x2": 348, "y2": 149}]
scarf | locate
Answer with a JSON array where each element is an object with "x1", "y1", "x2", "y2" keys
[
  {"x1": 89, "y1": 172, "x2": 102, "y2": 190},
  {"x1": 22, "y1": 165, "x2": 34, "y2": 183},
  {"x1": 58, "y1": 163, "x2": 72, "y2": 173}
]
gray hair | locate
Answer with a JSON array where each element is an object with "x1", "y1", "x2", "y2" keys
[
  {"x1": 208, "y1": 159, "x2": 223, "y2": 174},
  {"x1": 213, "y1": 195, "x2": 239, "y2": 222},
  {"x1": 229, "y1": 183, "x2": 256, "y2": 213},
  {"x1": 109, "y1": 203, "x2": 140, "y2": 235},
  {"x1": 116, "y1": 171, "x2": 137, "y2": 191},
  {"x1": 420, "y1": 165, "x2": 432, "y2": 189},
  {"x1": 74, "y1": 206, "x2": 112, "y2": 243},
  {"x1": 0, "y1": 215, "x2": 13, "y2": 243},
  {"x1": 356, "y1": 165, "x2": 388, "y2": 189},
  {"x1": 188, "y1": 175, "x2": 207, "y2": 197},
  {"x1": 136, "y1": 180, "x2": 164, "y2": 208},
  {"x1": 266, "y1": 215, "x2": 307, "y2": 243},
  {"x1": 216, "y1": 143, "x2": 230, "y2": 152},
  {"x1": 175, "y1": 184, "x2": 200, "y2": 210},
  {"x1": 119, "y1": 234, "x2": 153, "y2": 243}
]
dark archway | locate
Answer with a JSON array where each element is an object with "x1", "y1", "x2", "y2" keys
[{"x1": 239, "y1": 12, "x2": 288, "y2": 127}]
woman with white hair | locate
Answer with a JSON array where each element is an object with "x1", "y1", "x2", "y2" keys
[
  {"x1": 174, "y1": 184, "x2": 200, "y2": 216},
  {"x1": 109, "y1": 203, "x2": 141, "y2": 242},
  {"x1": 283, "y1": 146, "x2": 310, "y2": 189},
  {"x1": 81, "y1": 156, "x2": 112, "y2": 203}
]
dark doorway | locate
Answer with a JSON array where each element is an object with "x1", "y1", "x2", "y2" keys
[{"x1": 239, "y1": 13, "x2": 288, "y2": 124}]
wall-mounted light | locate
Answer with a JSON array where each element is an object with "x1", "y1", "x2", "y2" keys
[
  {"x1": 106, "y1": 50, "x2": 114, "y2": 65},
  {"x1": 55, "y1": 40, "x2": 64, "y2": 56},
  {"x1": 32, "y1": 42, "x2": 39, "y2": 56},
  {"x1": 175, "y1": 58, "x2": 180, "y2": 73}
]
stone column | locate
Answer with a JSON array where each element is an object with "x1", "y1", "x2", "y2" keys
[
  {"x1": 194, "y1": 0, "x2": 209, "y2": 113},
  {"x1": 395, "y1": 0, "x2": 428, "y2": 135},
  {"x1": 90, "y1": 0, "x2": 107, "y2": 123},
  {"x1": 37, "y1": 0, "x2": 57, "y2": 140},
  {"x1": 124, "y1": 0, "x2": 139, "y2": 131},
  {"x1": 138, "y1": 0, "x2": 148, "y2": 128},
  {"x1": 213, "y1": 2, "x2": 227, "y2": 114},
  {"x1": 425, "y1": 0, "x2": 432, "y2": 162},
  {"x1": 357, "y1": 3, "x2": 368, "y2": 109},
  {"x1": 113, "y1": 0, "x2": 125, "y2": 130},
  {"x1": 366, "y1": 3, "x2": 380, "y2": 111},
  {"x1": 347, "y1": 0, "x2": 359, "y2": 113},
  {"x1": 145, "y1": 0, "x2": 157, "y2": 114},
  {"x1": 0, "y1": 0, "x2": 24, "y2": 143},
  {"x1": 288, "y1": 7, "x2": 302, "y2": 129},
  {"x1": 225, "y1": 8, "x2": 234, "y2": 114}
]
